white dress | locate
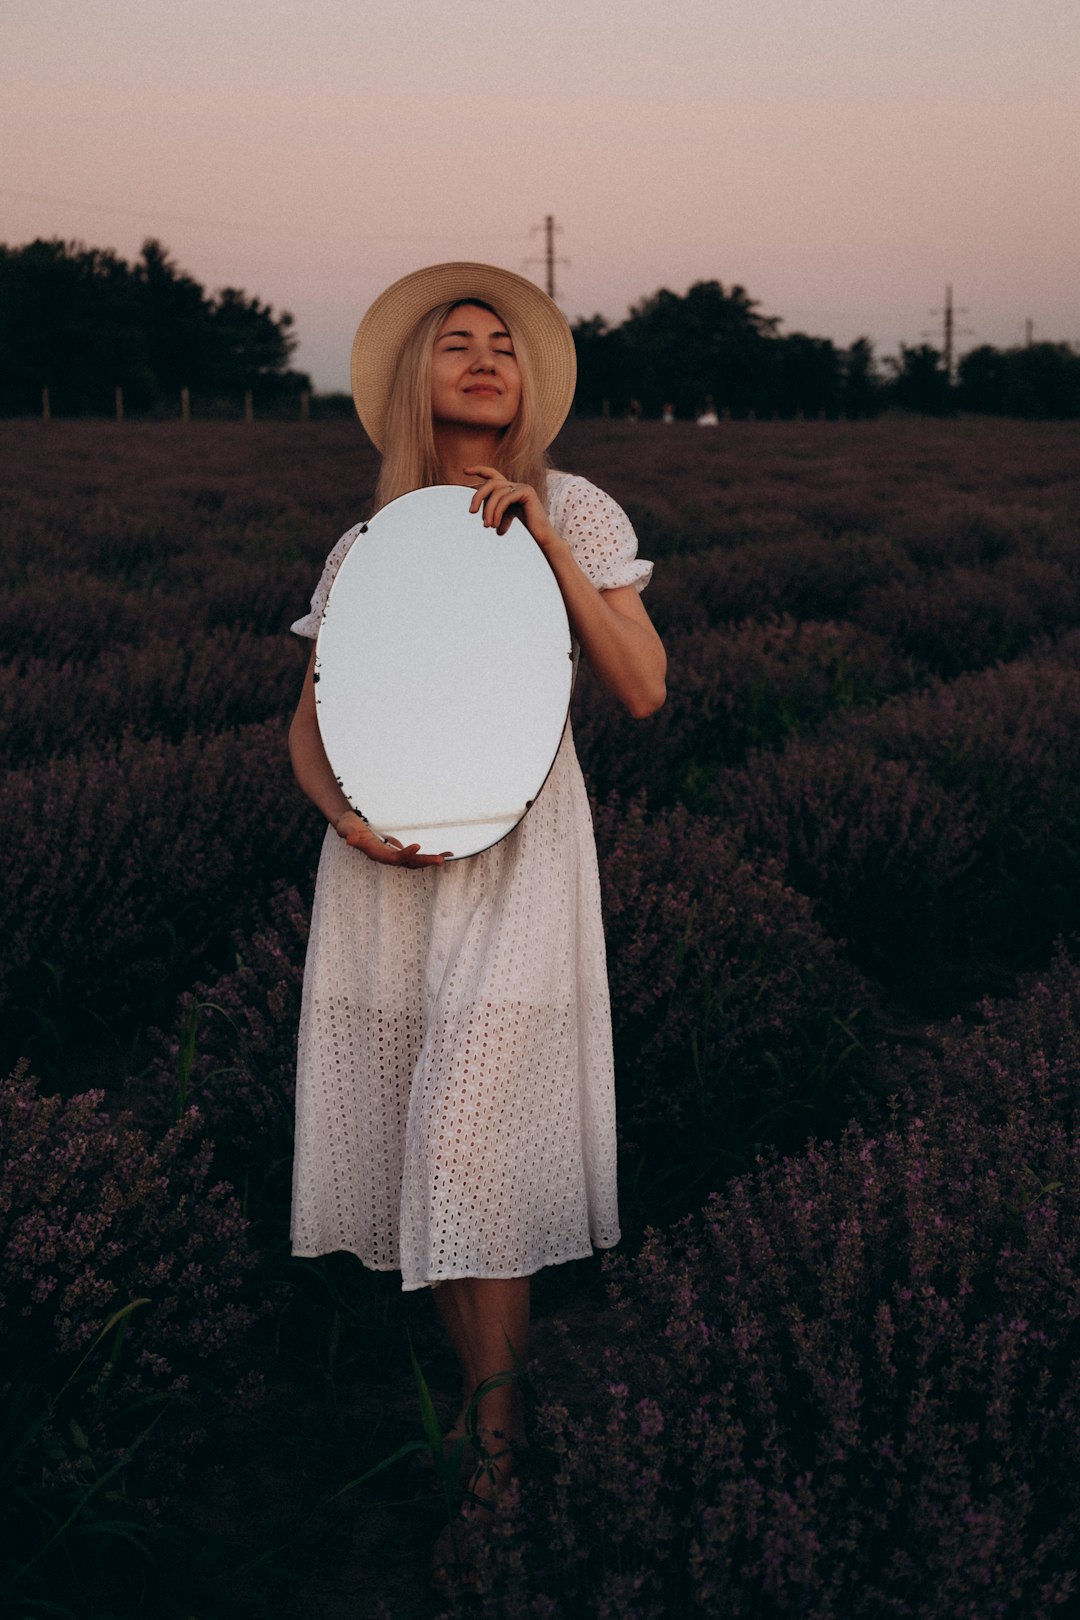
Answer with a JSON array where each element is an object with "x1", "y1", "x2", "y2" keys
[{"x1": 289, "y1": 473, "x2": 652, "y2": 1290}]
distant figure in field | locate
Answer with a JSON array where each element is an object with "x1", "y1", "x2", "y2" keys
[
  {"x1": 627, "y1": 397, "x2": 642, "y2": 422},
  {"x1": 696, "y1": 394, "x2": 719, "y2": 426},
  {"x1": 661, "y1": 402, "x2": 675, "y2": 424}
]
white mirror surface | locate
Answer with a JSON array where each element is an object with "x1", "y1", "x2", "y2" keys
[{"x1": 315, "y1": 485, "x2": 573, "y2": 859}]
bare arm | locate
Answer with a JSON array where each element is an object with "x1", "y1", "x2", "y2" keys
[
  {"x1": 543, "y1": 559, "x2": 667, "y2": 720},
  {"x1": 467, "y1": 467, "x2": 667, "y2": 718},
  {"x1": 287, "y1": 643, "x2": 447, "y2": 868}
]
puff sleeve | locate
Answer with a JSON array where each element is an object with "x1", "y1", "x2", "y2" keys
[
  {"x1": 290, "y1": 523, "x2": 365, "y2": 640},
  {"x1": 551, "y1": 475, "x2": 653, "y2": 595}
]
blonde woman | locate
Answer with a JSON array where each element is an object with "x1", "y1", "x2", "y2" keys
[{"x1": 287, "y1": 263, "x2": 666, "y2": 1577}]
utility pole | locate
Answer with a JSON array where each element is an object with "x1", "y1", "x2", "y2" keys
[
  {"x1": 924, "y1": 286, "x2": 972, "y2": 383},
  {"x1": 1025, "y1": 319, "x2": 1034, "y2": 347},
  {"x1": 528, "y1": 214, "x2": 569, "y2": 301}
]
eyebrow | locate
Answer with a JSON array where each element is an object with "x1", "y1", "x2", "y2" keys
[{"x1": 438, "y1": 326, "x2": 513, "y2": 341}]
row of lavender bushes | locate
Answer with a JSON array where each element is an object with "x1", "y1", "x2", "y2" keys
[
  {"x1": 1, "y1": 721, "x2": 326, "y2": 1062},
  {"x1": 0, "y1": 1066, "x2": 261, "y2": 1614},
  {"x1": 463, "y1": 946, "x2": 1080, "y2": 1617},
  {"x1": 5, "y1": 518, "x2": 1076, "y2": 664},
  {"x1": 710, "y1": 635, "x2": 1080, "y2": 1002},
  {"x1": 5, "y1": 626, "x2": 1077, "y2": 1063},
  {"x1": 4, "y1": 635, "x2": 1079, "y2": 1056},
  {"x1": 4, "y1": 505, "x2": 1075, "y2": 768}
]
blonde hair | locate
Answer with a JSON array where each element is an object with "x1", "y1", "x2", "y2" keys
[{"x1": 373, "y1": 299, "x2": 551, "y2": 512}]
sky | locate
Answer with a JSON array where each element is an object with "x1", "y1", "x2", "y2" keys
[{"x1": 3, "y1": 0, "x2": 1078, "y2": 392}]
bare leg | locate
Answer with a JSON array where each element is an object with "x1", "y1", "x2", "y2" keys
[
  {"x1": 432, "y1": 1276, "x2": 530, "y2": 1498},
  {"x1": 432, "y1": 1280, "x2": 476, "y2": 1436},
  {"x1": 428, "y1": 1276, "x2": 532, "y2": 1590}
]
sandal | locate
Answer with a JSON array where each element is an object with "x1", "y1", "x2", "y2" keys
[
  {"x1": 429, "y1": 1431, "x2": 521, "y2": 1594},
  {"x1": 429, "y1": 1498, "x2": 496, "y2": 1596},
  {"x1": 413, "y1": 1424, "x2": 483, "y2": 1494}
]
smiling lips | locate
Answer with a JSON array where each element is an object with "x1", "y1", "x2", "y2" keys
[{"x1": 465, "y1": 384, "x2": 501, "y2": 395}]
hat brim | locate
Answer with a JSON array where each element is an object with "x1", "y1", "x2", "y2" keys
[{"x1": 351, "y1": 262, "x2": 576, "y2": 452}]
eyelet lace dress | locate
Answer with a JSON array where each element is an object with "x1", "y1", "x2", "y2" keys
[{"x1": 289, "y1": 473, "x2": 653, "y2": 1289}]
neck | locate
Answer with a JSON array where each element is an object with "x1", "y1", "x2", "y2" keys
[{"x1": 433, "y1": 423, "x2": 504, "y2": 485}]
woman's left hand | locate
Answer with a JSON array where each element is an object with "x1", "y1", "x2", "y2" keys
[{"x1": 465, "y1": 466, "x2": 563, "y2": 553}]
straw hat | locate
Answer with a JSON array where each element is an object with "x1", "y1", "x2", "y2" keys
[{"x1": 350, "y1": 262, "x2": 577, "y2": 451}]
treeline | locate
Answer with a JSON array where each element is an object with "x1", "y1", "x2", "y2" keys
[
  {"x1": 573, "y1": 281, "x2": 1080, "y2": 420},
  {"x1": 4, "y1": 240, "x2": 1078, "y2": 422},
  {"x1": 0, "y1": 237, "x2": 309, "y2": 416},
  {"x1": 894, "y1": 339, "x2": 1080, "y2": 419}
]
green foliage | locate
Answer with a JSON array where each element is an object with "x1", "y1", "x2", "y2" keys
[
  {"x1": 0, "y1": 236, "x2": 309, "y2": 415},
  {"x1": 889, "y1": 343, "x2": 956, "y2": 416},
  {"x1": 0, "y1": 1064, "x2": 261, "y2": 1617},
  {"x1": 959, "y1": 341, "x2": 1080, "y2": 419},
  {"x1": 571, "y1": 281, "x2": 882, "y2": 419}
]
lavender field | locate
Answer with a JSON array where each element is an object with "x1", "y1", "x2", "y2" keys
[{"x1": 4, "y1": 415, "x2": 1080, "y2": 1618}]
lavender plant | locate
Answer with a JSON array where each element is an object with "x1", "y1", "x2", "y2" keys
[
  {"x1": 132, "y1": 884, "x2": 309, "y2": 1219},
  {"x1": 855, "y1": 556, "x2": 1080, "y2": 677},
  {"x1": 462, "y1": 949, "x2": 1080, "y2": 1618},
  {"x1": 574, "y1": 616, "x2": 911, "y2": 807},
  {"x1": 713, "y1": 643, "x2": 1080, "y2": 997},
  {"x1": 0, "y1": 1062, "x2": 260, "y2": 1608},
  {"x1": 0, "y1": 626, "x2": 306, "y2": 756},
  {"x1": 595, "y1": 796, "x2": 870, "y2": 1223},
  {"x1": 0, "y1": 721, "x2": 324, "y2": 1059}
]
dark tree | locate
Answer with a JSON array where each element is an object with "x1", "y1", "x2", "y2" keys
[
  {"x1": 206, "y1": 287, "x2": 298, "y2": 396},
  {"x1": 570, "y1": 316, "x2": 629, "y2": 417},
  {"x1": 841, "y1": 338, "x2": 884, "y2": 419},
  {"x1": 571, "y1": 283, "x2": 855, "y2": 420},
  {"x1": 0, "y1": 236, "x2": 308, "y2": 415},
  {"x1": 959, "y1": 342, "x2": 1080, "y2": 419},
  {"x1": 774, "y1": 334, "x2": 842, "y2": 418},
  {"x1": 889, "y1": 344, "x2": 955, "y2": 416},
  {"x1": 0, "y1": 239, "x2": 146, "y2": 414},
  {"x1": 619, "y1": 280, "x2": 779, "y2": 417},
  {"x1": 133, "y1": 239, "x2": 213, "y2": 400}
]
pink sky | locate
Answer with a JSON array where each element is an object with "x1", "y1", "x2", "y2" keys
[{"x1": 3, "y1": 0, "x2": 1078, "y2": 391}]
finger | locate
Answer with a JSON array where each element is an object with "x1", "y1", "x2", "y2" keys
[
  {"x1": 491, "y1": 492, "x2": 518, "y2": 532},
  {"x1": 484, "y1": 485, "x2": 514, "y2": 524},
  {"x1": 471, "y1": 481, "x2": 499, "y2": 516},
  {"x1": 480, "y1": 492, "x2": 499, "y2": 528}
]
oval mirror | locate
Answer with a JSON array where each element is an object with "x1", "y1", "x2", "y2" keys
[{"x1": 315, "y1": 484, "x2": 573, "y2": 859}]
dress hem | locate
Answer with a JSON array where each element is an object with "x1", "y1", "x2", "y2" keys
[{"x1": 289, "y1": 1234, "x2": 622, "y2": 1291}]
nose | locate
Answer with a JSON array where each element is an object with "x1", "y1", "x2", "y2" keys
[{"x1": 469, "y1": 344, "x2": 498, "y2": 371}]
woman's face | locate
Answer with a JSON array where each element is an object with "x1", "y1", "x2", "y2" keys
[{"x1": 430, "y1": 302, "x2": 522, "y2": 433}]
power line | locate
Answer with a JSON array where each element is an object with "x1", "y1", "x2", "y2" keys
[
  {"x1": 0, "y1": 185, "x2": 258, "y2": 235},
  {"x1": 0, "y1": 186, "x2": 524, "y2": 248}
]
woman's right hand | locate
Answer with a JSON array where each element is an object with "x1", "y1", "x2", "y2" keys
[{"x1": 334, "y1": 811, "x2": 449, "y2": 868}]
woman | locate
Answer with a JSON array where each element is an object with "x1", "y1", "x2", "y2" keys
[{"x1": 287, "y1": 263, "x2": 666, "y2": 1536}]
